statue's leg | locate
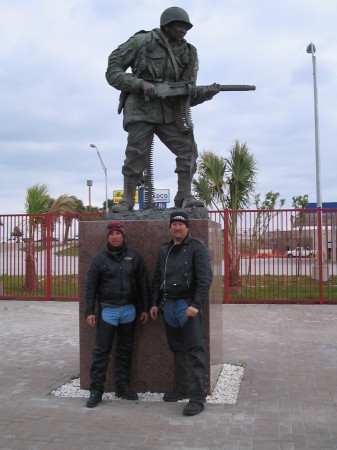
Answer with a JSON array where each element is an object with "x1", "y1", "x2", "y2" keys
[
  {"x1": 156, "y1": 124, "x2": 204, "y2": 208},
  {"x1": 112, "y1": 177, "x2": 139, "y2": 212},
  {"x1": 175, "y1": 174, "x2": 204, "y2": 208},
  {"x1": 112, "y1": 122, "x2": 154, "y2": 212}
]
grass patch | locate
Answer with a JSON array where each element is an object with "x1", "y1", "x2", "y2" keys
[
  {"x1": 225, "y1": 361, "x2": 247, "y2": 368},
  {"x1": 2, "y1": 273, "x2": 336, "y2": 302},
  {"x1": 54, "y1": 245, "x2": 78, "y2": 257},
  {"x1": 0, "y1": 275, "x2": 78, "y2": 298},
  {"x1": 228, "y1": 274, "x2": 337, "y2": 301}
]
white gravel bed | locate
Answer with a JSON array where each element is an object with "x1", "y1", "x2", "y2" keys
[{"x1": 52, "y1": 363, "x2": 244, "y2": 404}]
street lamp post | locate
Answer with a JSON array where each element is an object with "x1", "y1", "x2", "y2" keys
[
  {"x1": 306, "y1": 43, "x2": 322, "y2": 209},
  {"x1": 306, "y1": 43, "x2": 327, "y2": 283},
  {"x1": 87, "y1": 180, "x2": 93, "y2": 212},
  {"x1": 90, "y1": 144, "x2": 108, "y2": 214}
]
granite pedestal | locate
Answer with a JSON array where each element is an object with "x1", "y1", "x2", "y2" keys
[{"x1": 79, "y1": 215, "x2": 223, "y2": 394}]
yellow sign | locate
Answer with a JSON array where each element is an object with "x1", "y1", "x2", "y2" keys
[{"x1": 113, "y1": 190, "x2": 139, "y2": 204}]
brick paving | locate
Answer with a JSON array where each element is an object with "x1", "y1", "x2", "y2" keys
[{"x1": 1, "y1": 301, "x2": 337, "y2": 449}]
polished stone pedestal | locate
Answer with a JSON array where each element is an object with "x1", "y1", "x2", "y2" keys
[{"x1": 79, "y1": 217, "x2": 223, "y2": 394}]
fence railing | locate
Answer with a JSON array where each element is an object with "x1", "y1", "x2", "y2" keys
[
  {"x1": 209, "y1": 207, "x2": 337, "y2": 304},
  {"x1": 1, "y1": 209, "x2": 336, "y2": 303},
  {"x1": 0, "y1": 212, "x2": 104, "y2": 300}
]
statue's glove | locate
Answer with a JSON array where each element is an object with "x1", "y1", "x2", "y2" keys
[
  {"x1": 141, "y1": 80, "x2": 156, "y2": 100},
  {"x1": 204, "y1": 82, "x2": 220, "y2": 100}
]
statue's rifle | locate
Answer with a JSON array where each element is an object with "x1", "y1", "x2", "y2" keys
[{"x1": 145, "y1": 82, "x2": 256, "y2": 101}]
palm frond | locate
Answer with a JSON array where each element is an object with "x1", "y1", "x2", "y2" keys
[
  {"x1": 49, "y1": 195, "x2": 78, "y2": 213},
  {"x1": 25, "y1": 184, "x2": 50, "y2": 214},
  {"x1": 225, "y1": 140, "x2": 257, "y2": 211}
]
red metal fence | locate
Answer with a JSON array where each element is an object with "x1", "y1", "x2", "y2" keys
[
  {"x1": 1, "y1": 209, "x2": 336, "y2": 303},
  {"x1": 0, "y1": 212, "x2": 104, "y2": 300},
  {"x1": 209, "y1": 207, "x2": 337, "y2": 304}
]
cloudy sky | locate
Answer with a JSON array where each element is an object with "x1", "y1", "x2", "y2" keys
[{"x1": 1, "y1": 0, "x2": 336, "y2": 214}]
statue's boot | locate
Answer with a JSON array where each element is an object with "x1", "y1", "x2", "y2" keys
[
  {"x1": 174, "y1": 173, "x2": 204, "y2": 208},
  {"x1": 112, "y1": 177, "x2": 138, "y2": 212}
]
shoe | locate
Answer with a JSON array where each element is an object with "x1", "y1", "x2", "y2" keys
[
  {"x1": 163, "y1": 390, "x2": 189, "y2": 402},
  {"x1": 115, "y1": 388, "x2": 139, "y2": 400},
  {"x1": 86, "y1": 391, "x2": 102, "y2": 408},
  {"x1": 183, "y1": 401, "x2": 204, "y2": 416}
]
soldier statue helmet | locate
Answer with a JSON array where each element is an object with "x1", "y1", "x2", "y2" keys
[{"x1": 160, "y1": 6, "x2": 193, "y2": 30}]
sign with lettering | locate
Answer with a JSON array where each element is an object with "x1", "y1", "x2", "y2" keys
[
  {"x1": 152, "y1": 202, "x2": 167, "y2": 209},
  {"x1": 113, "y1": 190, "x2": 139, "y2": 204},
  {"x1": 152, "y1": 189, "x2": 170, "y2": 203}
]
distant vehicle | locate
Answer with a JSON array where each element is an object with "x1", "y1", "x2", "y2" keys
[
  {"x1": 67, "y1": 235, "x2": 79, "y2": 242},
  {"x1": 287, "y1": 247, "x2": 314, "y2": 258}
]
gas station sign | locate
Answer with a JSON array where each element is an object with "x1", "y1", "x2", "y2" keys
[{"x1": 113, "y1": 190, "x2": 139, "y2": 204}]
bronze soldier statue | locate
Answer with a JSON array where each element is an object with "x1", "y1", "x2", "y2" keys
[{"x1": 106, "y1": 7, "x2": 220, "y2": 212}]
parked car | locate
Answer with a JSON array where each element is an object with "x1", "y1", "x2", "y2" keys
[
  {"x1": 287, "y1": 247, "x2": 314, "y2": 258},
  {"x1": 67, "y1": 234, "x2": 79, "y2": 242}
]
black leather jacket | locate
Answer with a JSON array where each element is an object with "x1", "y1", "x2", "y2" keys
[
  {"x1": 84, "y1": 243, "x2": 149, "y2": 318},
  {"x1": 152, "y1": 233, "x2": 212, "y2": 311}
]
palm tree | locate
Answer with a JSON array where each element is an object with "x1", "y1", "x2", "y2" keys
[
  {"x1": 24, "y1": 184, "x2": 78, "y2": 291},
  {"x1": 24, "y1": 184, "x2": 50, "y2": 291},
  {"x1": 291, "y1": 195, "x2": 309, "y2": 276},
  {"x1": 59, "y1": 195, "x2": 85, "y2": 243},
  {"x1": 192, "y1": 151, "x2": 227, "y2": 211},
  {"x1": 193, "y1": 140, "x2": 257, "y2": 289}
]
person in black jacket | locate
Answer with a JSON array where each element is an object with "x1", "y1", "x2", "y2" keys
[
  {"x1": 150, "y1": 211, "x2": 212, "y2": 416},
  {"x1": 85, "y1": 221, "x2": 149, "y2": 408}
]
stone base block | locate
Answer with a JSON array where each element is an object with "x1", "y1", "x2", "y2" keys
[{"x1": 79, "y1": 216, "x2": 223, "y2": 394}]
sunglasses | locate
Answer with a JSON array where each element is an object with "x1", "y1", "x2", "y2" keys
[{"x1": 107, "y1": 223, "x2": 124, "y2": 230}]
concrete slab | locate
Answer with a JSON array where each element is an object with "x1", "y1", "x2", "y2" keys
[{"x1": 1, "y1": 301, "x2": 337, "y2": 449}]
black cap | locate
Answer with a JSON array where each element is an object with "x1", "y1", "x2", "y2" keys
[{"x1": 170, "y1": 211, "x2": 189, "y2": 228}]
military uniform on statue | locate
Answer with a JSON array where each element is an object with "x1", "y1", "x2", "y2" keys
[{"x1": 105, "y1": 7, "x2": 219, "y2": 211}]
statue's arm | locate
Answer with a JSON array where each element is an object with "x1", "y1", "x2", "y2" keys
[
  {"x1": 187, "y1": 55, "x2": 217, "y2": 107},
  {"x1": 105, "y1": 35, "x2": 144, "y2": 93},
  {"x1": 191, "y1": 83, "x2": 220, "y2": 106}
]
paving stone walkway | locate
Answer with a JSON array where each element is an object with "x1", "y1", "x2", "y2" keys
[{"x1": 1, "y1": 301, "x2": 337, "y2": 449}]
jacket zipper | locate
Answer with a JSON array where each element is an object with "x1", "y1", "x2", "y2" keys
[{"x1": 163, "y1": 244, "x2": 177, "y2": 295}]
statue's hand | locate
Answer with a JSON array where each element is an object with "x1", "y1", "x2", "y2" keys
[
  {"x1": 141, "y1": 80, "x2": 156, "y2": 100},
  {"x1": 205, "y1": 82, "x2": 220, "y2": 99}
]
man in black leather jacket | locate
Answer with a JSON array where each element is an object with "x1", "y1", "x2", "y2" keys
[
  {"x1": 150, "y1": 211, "x2": 212, "y2": 416},
  {"x1": 85, "y1": 221, "x2": 149, "y2": 408}
]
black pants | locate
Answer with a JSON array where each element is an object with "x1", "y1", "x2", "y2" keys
[
  {"x1": 89, "y1": 315, "x2": 136, "y2": 394},
  {"x1": 165, "y1": 313, "x2": 207, "y2": 404}
]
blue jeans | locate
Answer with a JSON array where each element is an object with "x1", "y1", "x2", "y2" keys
[
  {"x1": 102, "y1": 304, "x2": 136, "y2": 326},
  {"x1": 164, "y1": 299, "x2": 188, "y2": 328}
]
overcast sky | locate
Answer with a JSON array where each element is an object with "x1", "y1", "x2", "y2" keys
[{"x1": 1, "y1": 0, "x2": 336, "y2": 214}]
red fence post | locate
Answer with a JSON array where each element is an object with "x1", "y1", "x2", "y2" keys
[
  {"x1": 45, "y1": 213, "x2": 51, "y2": 300},
  {"x1": 223, "y1": 209, "x2": 229, "y2": 304},
  {"x1": 317, "y1": 207, "x2": 323, "y2": 304}
]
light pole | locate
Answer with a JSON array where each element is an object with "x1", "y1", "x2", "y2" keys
[
  {"x1": 87, "y1": 180, "x2": 93, "y2": 212},
  {"x1": 306, "y1": 43, "x2": 327, "y2": 279},
  {"x1": 306, "y1": 43, "x2": 322, "y2": 208},
  {"x1": 90, "y1": 144, "x2": 108, "y2": 214}
]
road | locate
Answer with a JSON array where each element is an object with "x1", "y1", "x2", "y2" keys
[
  {"x1": 225, "y1": 256, "x2": 336, "y2": 278},
  {"x1": 1, "y1": 243, "x2": 335, "y2": 279},
  {"x1": 0, "y1": 242, "x2": 78, "y2": 276}
]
